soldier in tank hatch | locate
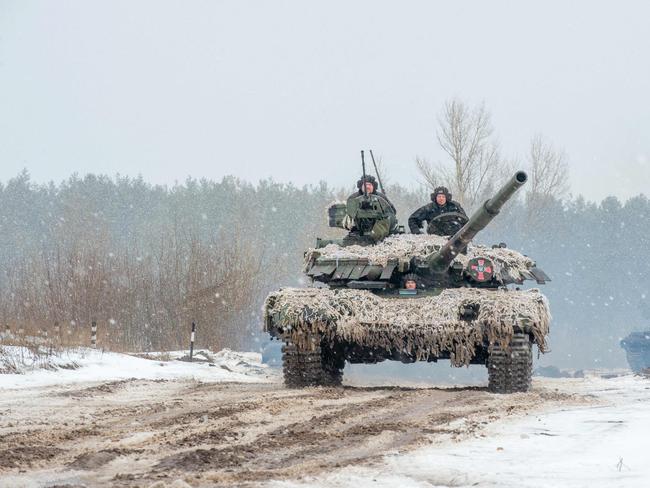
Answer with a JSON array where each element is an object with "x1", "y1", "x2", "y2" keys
[
  {"x1": 408, "y1": 186, "x2": 468, "y2": 236},
  {"x1": 342, "y1": 175, "x2": 397, "y2": 242},
  {"x1": 402, "y1": 273, "x2": 419, "y2": 290}
]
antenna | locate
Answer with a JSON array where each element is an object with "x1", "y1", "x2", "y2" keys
[
  {"x1": 369, "y1": 150, "x2": 386, "y2": 194},
  {"x1": 361, "y1": 150, "x2": 368, "y2": 197}
]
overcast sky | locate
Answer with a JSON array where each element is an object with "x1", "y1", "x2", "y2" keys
[{"x1": 1, "y1": 1, "x2": 649, "y2": 201}]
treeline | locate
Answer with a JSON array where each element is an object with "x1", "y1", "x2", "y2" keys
[
  {"x1": 0, "y1": 171, "x2": 334, "y2": 351},
  {"x1": 0, "y1": 170, "x2": 647, "y2": 368}
]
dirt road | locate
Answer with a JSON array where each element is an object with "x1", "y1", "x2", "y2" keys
[{"x1": 0, "y1": 377, "x2": 589, "y2": 487}]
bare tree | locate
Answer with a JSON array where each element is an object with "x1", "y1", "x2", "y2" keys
[
  {"x1": 417, "y1": 99, "x2": 509, "y2": 210},
  {"x1": 415, "y1": 156, "x2": 440, "y2": 190},
  {"x1": 526, "y1": 134, "x2": 569, "y2": 215}
]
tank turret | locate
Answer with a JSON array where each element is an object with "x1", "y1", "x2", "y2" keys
[{"x1": 305, "y1": 171, "x2": 549, "y2": 290}]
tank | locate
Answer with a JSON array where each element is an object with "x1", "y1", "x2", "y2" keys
[
  {"x1": 620, "y1": 332, "x2": 650, "y2": 373},
  {"x1": 264, "y1": 171, "x2": 552, "y2": 393}
]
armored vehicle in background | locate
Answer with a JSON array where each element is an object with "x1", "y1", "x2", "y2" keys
[
  {"x1": 620, "y1": 332, "x2": 650, "y2": 373},
  {"x1": 264, "y1": 171, "x2": 552, "y2": 393}
]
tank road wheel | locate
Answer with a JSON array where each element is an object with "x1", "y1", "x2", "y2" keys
[
  {"x1": 487, "y1": 332, "x2": 533, "y2": 393},
  {"x1": 625, "y1": 350, "x2": 646, "y2": 373},
  {"x1": 282, "y1": 338, "x2": 344, "y2": 388}
]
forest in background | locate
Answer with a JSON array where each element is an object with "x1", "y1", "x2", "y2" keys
[
  {"x1": 0, "y1": 168, "x2": 648, "y2": 368},
  {"x1": 1, "y1": 100, "x2": 646, "y2": 369}
]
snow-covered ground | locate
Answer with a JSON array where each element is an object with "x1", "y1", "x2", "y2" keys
[
  {"x1": 0, "y1": 346, "x2": 275, "y2": 390},
  {"x1": 2, "y1": 345, "x2": 648, "y2": 487},
  {"x1": 268, "y1": 374, "x2": 650, "y2": 488}
]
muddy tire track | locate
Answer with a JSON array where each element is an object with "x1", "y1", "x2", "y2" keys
[{"x1": 0, "y1": 378, "x2": 590, "y2": 487}]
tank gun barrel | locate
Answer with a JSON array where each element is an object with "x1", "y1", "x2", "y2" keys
[{"x1": 429, "y1": 171, "x2": 528, "y2": 271}]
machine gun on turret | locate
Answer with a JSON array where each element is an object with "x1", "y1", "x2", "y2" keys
[{"x1": 326, "y1": 151, "x2": 399, "y2": 245}]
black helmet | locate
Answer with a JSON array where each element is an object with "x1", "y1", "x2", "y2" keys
[
  {"x1": 431, "y1": 185, "x2": 452, "y2": 202},
  {"x1": 402, "y1": 273, "x2": 419, "y2": 286},
  {"x1": 357, "y1": 175, "x2": 378, "y2": 192}
]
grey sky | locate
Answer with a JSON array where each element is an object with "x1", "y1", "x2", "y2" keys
[{"x1": 1, "y1": 1, "x2": 649, "y2": 201}]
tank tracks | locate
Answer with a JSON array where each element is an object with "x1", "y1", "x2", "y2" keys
[
  {"x1": 487, "y1": 332, "x2": 533, "y2": 393},
  {"x1": 282, "y1": 339, "x2": 344, "y2": 388},
  {"x1": 282, "y1": 332, "x2": 534, "y2": 392}
]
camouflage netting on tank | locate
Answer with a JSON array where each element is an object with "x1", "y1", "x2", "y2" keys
[
  {"x1": 265, "y1": 287, "x2": 550, "y2": 367},
  {"x1": 305, "y1": 234, "x2": 536, "y2": 283}
]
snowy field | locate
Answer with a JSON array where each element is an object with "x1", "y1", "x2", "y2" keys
[
  {"x1": 0, "y1": 347, "x2": 648, "y2": 488},
  {"x1": 270, "y1": 374, "x2": 650, "y2": 488},
  {"x1": 0, "y1": 346, "x2": 276, "y2": 389}
]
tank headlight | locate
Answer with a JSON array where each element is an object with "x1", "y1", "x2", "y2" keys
[{"x1": 467, "y1": 257, "x2": 494, "y2": 282}]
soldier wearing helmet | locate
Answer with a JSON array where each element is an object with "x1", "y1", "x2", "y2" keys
[
  {"x1": 402, "y1": 273, "x2": 419, "y2": 290},
  {"x1": 351, "y1": 175, "x2": 395, "y2": 209},
  {"x1": 408, "y1": 186, "x2": 468, "y2": 236}
]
